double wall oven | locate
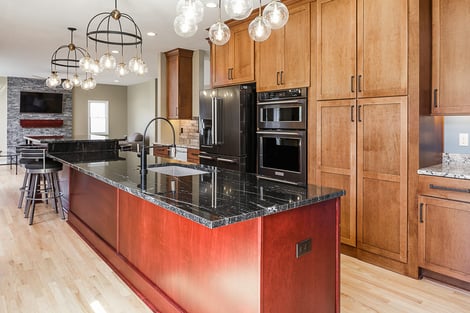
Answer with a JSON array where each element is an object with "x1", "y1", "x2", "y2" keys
[{"x1": 257, "y1": 88, "x2": 307, "y2": 186}]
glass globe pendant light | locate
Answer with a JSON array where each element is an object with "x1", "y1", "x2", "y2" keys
[
  {"x1": 176, "y1": 0, "x2": 204, "y2": 24},
  {"x1": 46, "y1": 72, "x2": 61, "y2": 88},
  {"x1": 174, "y1": 14, "x2": 198, "y2": 38},
  {"x1": 99, "y1": 52, "x2": 117, "y2": 70},
  {"x1": 248, "y1": 0, "x2": 271, "y2": 42},
  {"x1": 62, "y1": 79, "x2": 73, "y2": 90},
  {"x1": 209, "y1": 0, "x2": 231, "y2": 46},
  {"x1": 263, "y1": 0, "x2": 289, "y2": 29},
  {"x1": 71, "y1": 73, "x2": 82, "y2": 87},
  {"x1": 224, "y1": 0, "x2": 253, "y2": 20}
]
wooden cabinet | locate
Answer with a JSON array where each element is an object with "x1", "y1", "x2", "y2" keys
[
  {"x1": 211, "y1": 21, "x2": 255, "y2": 87},
  {"x1": 418, "y1": 175, "x2": 470, "y2": 283},
  {"x1": 431, "y1": 0, "x2": 470, "y2": 114},
  {"x1": 165, "y1": 48, "x2": 193, "y2": 119},
  {"x1": 256, "y1": 3, "x2": 310, "y2": 91},
  {"x1": 316, "y1": 0, "x2": 407, "y2": 100},
  {"x1": 187, "y1": 147, "x2": 199, "y2": 164},
  {"x1": 316, "y1": 96, "x2": 408, "y2": 263}
]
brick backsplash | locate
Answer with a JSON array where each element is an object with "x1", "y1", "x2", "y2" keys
[
  {"x1": 7, "y1": 77, "x2": 72, "y2": 153},
  {"x1": 178, "y1": 119, "x2": 199, "y2": 147}
]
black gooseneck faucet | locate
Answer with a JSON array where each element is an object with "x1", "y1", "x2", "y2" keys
[{"x1": 140, "y1": 117, "x2": 176, "y2": 190}]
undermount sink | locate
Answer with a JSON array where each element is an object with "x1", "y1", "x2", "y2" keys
[{"x1": 148, "y1": 165, "x2": 209, "y2": 177}]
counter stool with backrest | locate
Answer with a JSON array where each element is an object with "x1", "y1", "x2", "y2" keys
[{"x1": 17, "y1": 146, "x2": 64, "y2": 225}]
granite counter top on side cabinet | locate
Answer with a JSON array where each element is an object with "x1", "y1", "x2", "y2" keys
[
  {"x1": 417, "y1": 153, "x2": 470, "y2": 180},
  {"x1": 49, "y1": 151, "x2": 345, "y2": 228}
]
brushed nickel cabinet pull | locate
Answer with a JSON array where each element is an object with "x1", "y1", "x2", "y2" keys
[
  {"x1": 429, "y1": 184, "x2": 470, "y2": 194},
  {"x1": 433, "y1": 89, "x2": 438, "y2": 108},
  {"x1": 351, "y1": 76, "x2": 355, "y2": 92}
]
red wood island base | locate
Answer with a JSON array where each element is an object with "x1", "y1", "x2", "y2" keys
[{"x1": 68, "y1": 169, "x2": 340, "y2": 313}]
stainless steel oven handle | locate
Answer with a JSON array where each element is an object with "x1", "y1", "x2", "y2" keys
[
  {"x1": 199, "y1": 155, "x2": 215, "y2": 160},
  {"x1": 257, "y1": 100, "x2": 305, "y2": 105},
  {"x1": 256, "y1": 131, "x2": 304, "y2": 136},
  {"x1": 217, "y1": 158, "x2": 237, "y2": 164}
]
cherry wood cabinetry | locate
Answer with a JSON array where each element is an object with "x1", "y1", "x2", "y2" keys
[
  {"x1": 256, "y1": 2, "x2": 311, "y2": 91},
  {"x1": 165, "y1": 48, "x2": 193, "y2": 119},
  {"x1": 418, "y1": 175, "x2": 470, "y2": 283},
  {"x1": 67, "y1": 169, "x2": 340, "y2": 313},
  {"x1": 316, "y1": 0, "x2": 407, "y2": 100},
  {"x1": 211, "y1": 21, "x2": 255, "y2": 87},
  {"x1": 316, "y1": 96, "x2": 408, "y2": 263},
  {"x1": 187, "y1": 147, "x2": 199, "y2": 164},
  {"x1": 431, "y1": 0, "x2": 470, "y2": 114}
]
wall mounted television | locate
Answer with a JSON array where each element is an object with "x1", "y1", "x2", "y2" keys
[{"x1": 20, "y1": 91, "x2": 63, "y2": 114}]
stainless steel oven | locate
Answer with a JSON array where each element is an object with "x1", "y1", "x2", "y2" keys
[{"x1": 257, "y1": 88, "x2": 307, "y2": 186}]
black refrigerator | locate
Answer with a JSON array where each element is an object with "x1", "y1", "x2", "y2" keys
[{"x1": 199, "y1": 84, "x2": 256, "y2": 173}]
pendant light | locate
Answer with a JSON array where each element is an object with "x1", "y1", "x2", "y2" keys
[
  {"x1": 209, "y1": 0, "x2": 231, "y2": 46},
  {"x1": 248, "y1": 0, "x2": 271, "y2": 42},
  {"x1": 224, "y1": 0, "x2": 253, "y2": 20},
  {"x1": 174, "y1": 0, "x2": 204, "y2": 38},
  {"x1": 263, "y1": 0, "x2": 289, "y2": 29}
]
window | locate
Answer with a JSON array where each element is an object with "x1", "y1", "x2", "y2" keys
[{"x1": 88, "y1": 100, "x2": 109, "y2": 138}]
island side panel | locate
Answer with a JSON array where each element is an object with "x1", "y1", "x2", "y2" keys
[
  {"x1": 262, "y1": 198, "x2": 340, "y2": 313},
  {"x1": 69, "y1": 169, "x2": 117, "y2": 249},
  {"x1": 118, "y1": 190, "x2": 262, "y2": 313}
]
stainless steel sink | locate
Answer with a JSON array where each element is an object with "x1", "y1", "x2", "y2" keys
[{"x1": 147, "y1": 165, "x2": 209, "y2": 177}]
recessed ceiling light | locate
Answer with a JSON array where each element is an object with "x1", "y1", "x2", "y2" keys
[
  {"x1": 114, "y1": 79, "x2": 120, "y2": 83},
  {"x1": 147, "y1": 32, "x2": 157, "y2": 37},
  {"x1": 206, "y1": 0, "x2": 217, "y2": 8},
  {"x1": 111, "y1": 50, "x2": 120, "y2": 54}
]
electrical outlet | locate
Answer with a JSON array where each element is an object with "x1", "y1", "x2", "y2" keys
[
  {"x1": 459, "y1": 133, "x2": 469, "y2": 146},
  {"x1": 296, "y1": 238, "x2": 312, "y2": 258}
]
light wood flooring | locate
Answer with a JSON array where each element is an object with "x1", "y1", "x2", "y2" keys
[{"x1": 1, "y1": 166, "x2": 470, "y2": 313}]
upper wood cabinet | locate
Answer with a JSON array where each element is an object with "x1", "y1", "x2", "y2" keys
[
  {"x1": 211, "y1": 21, "x2": 255, "y2": 87},
  {"x1": 165, "y1": 48, "x2": 193, "y2": 119},
  {"x1": 432, "y1": 0, "x2": 470, "y2": 115},
  {"x1": 256, "y1": 2, "x2": 311, "y2": 91},
  {"x1": 317, "y1": 0, "x2": 407, "y2": 100},
  {"x1": 316, "y1": 96, "x2": 408, "y2": 263}
]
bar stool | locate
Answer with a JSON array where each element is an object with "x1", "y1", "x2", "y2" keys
[{"x1": 18, "y1": 147, "x2": 64, "y2": 225}]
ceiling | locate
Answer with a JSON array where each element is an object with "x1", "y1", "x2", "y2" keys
[{"x1": 0, "y1": 0, "x2": 267, "y2": 87}]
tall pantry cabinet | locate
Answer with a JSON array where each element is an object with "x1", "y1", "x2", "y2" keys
[{"x1": 314, "y1": 0, "x2": 410, "y2": 265}]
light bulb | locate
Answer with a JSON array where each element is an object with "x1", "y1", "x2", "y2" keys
[
  {"x1": 79, "y1": 55, "x2": 92, "y2": 72},
  {"x1": 116, "y1": 62, "x2": 129, "y2": 76},
  {"x1": 46, "y1": 72, "x2": 61, "y2": 88},
  {"x1": 88, "y1": 77, "x2": 97, "y2": 89},
  {"x1": 62, "y1": 79, "x2": 73, "y2": 90},
  {"x1": 248, "y1": 16, "x2": 271, "y2": 42},
  {"x1": 176, "y1": 0, "x2": 204, "y2": 24},
  {"x1": 209, "y1": 21, "x2": 231, "y2": 46},
  {"x1": 137, "y1": 62, "x2": 148, "y2": 75},
  {"x1": 71, "y1": 74, "x2": 81, "y2": 86},
  {"x1": 173, "y1": 14, "x2": 198, "y2": 38},
  {"x1": 224, "y1": 0, "x2": 253, "y2": 20},
  {"x1": 128, "y1": 57, "x2": 145, "y2": 73},
  {"x1": 99, "y1": 52, "x2": 117, "y2": 70},
  {"x1": 90, "y1": 59, "x2": 103, "y2": 75},
  {"x1": 263, "y1": 0, "x2": 289, "y2": 29}
]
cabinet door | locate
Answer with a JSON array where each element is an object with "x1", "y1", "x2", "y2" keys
[
  {"x1": 317, "y1": 0, "x2": 356, "y2": 100},
  {"x1": 432, "y1": 0, "x2": 470, "y2": 114},
  {"x1": 316, "y1": 100, "x2": 357, "y2": 246},
  {"x1": 230, "y1": 22, "x2": 255, "y2": 85},
  {"x1": 357, "y1": 96, "x2": 408, "y2": 263},
  {"x1": 357, "y1": 0, "x2": 408, "y2": 98},
  {"x1": 418, "y1": 196, "x2": 470, "y2": 282},
  {"x1": 256, "y1": 28, "x2": 284, "y2": 91},
  {"x1": 282, "y1": 3, "x2": 311, "y2": 89},
  {"x1": 212, "y1": 41, "x2": 231, "y2": 87}
]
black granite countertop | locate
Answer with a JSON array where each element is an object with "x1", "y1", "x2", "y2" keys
[{"x1": 49, "y1": 151, "x2": 344, "y2": 228}]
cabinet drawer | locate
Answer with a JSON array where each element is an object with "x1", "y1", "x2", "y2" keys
[
  {"x1": 418, "y1": 175, "x2": 470, "y2": 203},
  {"x1": 187, "y1": 148, "x2": 199, "y2": 164}
]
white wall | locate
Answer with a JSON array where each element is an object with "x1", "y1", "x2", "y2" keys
[
  {"x1": 127, "y1": 79, "x2": 158, "y2": 145},
  {"x1": 0, "y1": 77, "x2": 7, "y2": 153}
]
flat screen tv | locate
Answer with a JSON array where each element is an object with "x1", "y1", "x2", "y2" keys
[{"x1": 20, "y1": 91, "x2": 63, "y2": 114}]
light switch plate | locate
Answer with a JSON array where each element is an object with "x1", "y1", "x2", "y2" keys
[{"x1": 459, "y1": 133, "x2": 469, "y2": 146}]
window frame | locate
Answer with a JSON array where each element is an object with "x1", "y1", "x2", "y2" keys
[{"x1": 88, "y1": 100, "x2": 109, "y2": 137}]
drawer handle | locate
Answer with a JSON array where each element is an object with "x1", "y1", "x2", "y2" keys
[{"x1": 429, "y1": 184, "x2": 470, "y2": 194}]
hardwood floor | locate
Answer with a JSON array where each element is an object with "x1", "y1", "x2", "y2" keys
[{"x1": 1, "y1": 166, "x2": 470, "y2": 313}]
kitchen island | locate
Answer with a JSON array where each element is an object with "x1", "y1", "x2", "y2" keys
[{"x1": 50, "y1": 150, "x2": 344, "y2": 313}]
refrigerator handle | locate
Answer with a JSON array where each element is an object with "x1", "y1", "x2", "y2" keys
[
  {"x1": 211, "y1": 97, "x2": 215, "y2": 146},
  {"x1": 214, "y1": 98, "x2": 219, "y2": 145}
]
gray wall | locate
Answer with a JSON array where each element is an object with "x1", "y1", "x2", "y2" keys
[
  {"x1": 127, "y1": 79, "x2": 157, "y2": 144},
  {"x1": 7, "y1": 77, "x2": 72, "y2": 153},
  {"x1": 444, "y1": 116, "x2": 470, "y2": 154}
]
